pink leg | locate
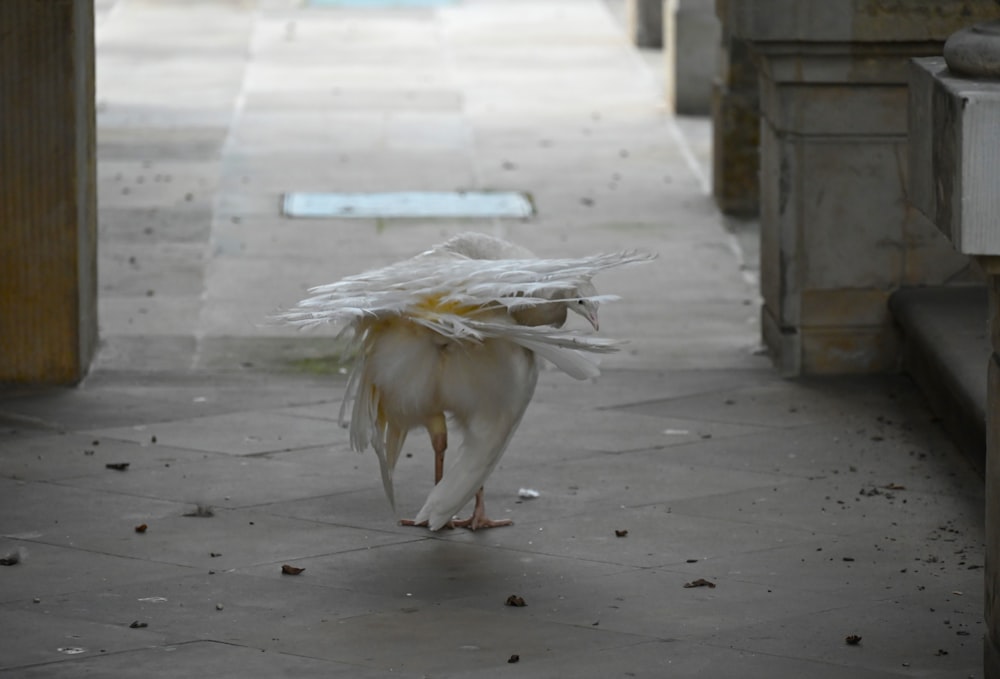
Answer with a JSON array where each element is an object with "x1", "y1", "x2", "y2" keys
[
  {"x1": 451, "y1": 487, "x2": 513, "y2": 531},
  {"x1": 399, "y1": 414, "x2": 452, "y2": 529}
]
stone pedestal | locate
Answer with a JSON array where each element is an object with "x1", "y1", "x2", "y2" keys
[
  {"x1": 908, "y1": 52, "x2": 1000, "y2": 679},
  {"x1": 0, "y1": 1, "x2": 97, "y2": 384},
  {"x1": 731, "y1": 1, "x2": 996, "y2": 375}
]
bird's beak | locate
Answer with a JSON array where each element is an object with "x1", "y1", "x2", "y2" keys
[{"x1": 587, "y1": 312, "x2": 599, "y2": 332}]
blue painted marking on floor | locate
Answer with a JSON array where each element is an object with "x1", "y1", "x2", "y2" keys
[{"x1": 283, "y1": 191, "x2": 533, "y2": 219}]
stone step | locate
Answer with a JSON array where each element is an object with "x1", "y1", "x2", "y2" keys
[{"x1": 889, "y1": 285, "x2": 989, "y2": 473}]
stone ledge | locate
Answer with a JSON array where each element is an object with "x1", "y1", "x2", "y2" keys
[{"x1": 889, "y1": 285, "x2": 988, "y2": 473}]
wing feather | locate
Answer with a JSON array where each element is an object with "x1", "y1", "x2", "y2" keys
[{"x1": 276, "y1": 249, "x2": 653, "y2": 330}]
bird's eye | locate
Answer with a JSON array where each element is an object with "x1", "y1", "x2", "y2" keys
[{"x1": 577, "y1": 299, "x2": 585, "y2": 305}]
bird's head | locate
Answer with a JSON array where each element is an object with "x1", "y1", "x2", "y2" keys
[{"x1": 568, "y1": 280, "x2": 600, "y2": 331}]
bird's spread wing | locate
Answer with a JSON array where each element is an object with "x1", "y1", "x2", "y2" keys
[
  {"x1": 277, "y1": 248, "x2": 652, "y2": 383},
  {"x1": 277, "y1": 249, "x2": 652, "y2": 331}
]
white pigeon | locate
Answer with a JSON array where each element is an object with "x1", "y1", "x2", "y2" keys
[{"x1": 280, "y1": 232, "x2": 652, "y2": 530}]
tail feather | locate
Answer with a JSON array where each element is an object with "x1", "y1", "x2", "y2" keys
[
  {"x1": 348, "y1": 343, "x2": 407, "y2": 510},
  {"x1": 372, "y1": 424, "x2": 406, "y2": 511},
  {"x1": 412, "y1": 419, "x2": 511, "y2": 530},
  {"x1": 414, "y1": 365, "x2": 539, "y2": 531}
]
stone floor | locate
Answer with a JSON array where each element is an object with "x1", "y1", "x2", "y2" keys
[{"x1": 0, "y1": 0, "x2": 986, "y2": 677}]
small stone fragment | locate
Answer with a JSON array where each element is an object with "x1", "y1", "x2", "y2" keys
[
  {"x1": 105, "y1": 462, "x2": 130, "y2": 471},
  {"x1": 0, "y1": 551, "x2": 20, "y2": 566},
  {"x1": 281, "y1": 564, "x2": 305, "y2": 575},
  {"x1": 129, "y1": 621, "x2": 148, "y2": 629},
  {"x1": 134, "y1": 524, "x2": 148, "y2": 534},
  {"x1": 505, "y1": 595, "x2": 526, "y2": 607},
  {"x1": 683, "y1": 578, "x2": 716, "y2": 589},
  {"x1": 614, "y1": 529, "x2": 628, "y2": 538},
  {"x1": 215, "y1": 603, "x2": 224, "y2": 611},
  {"x1": 845, "y1": 634, "x2": 862, "y2": 646},
  {"x1": 507, "y1": 654, "x2": 520, "y2": 664}
]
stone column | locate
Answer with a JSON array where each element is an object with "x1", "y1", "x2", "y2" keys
[
  {"x1": 712, "y1": 0, "x2": 759, "y2": 217},
  {"x1": 625, "y1": 0, "x2": 664, "y2": 48},
  {"x1": 666, "y1": 0, "x2": 719, "y2": 115},
  {"x1": 908, "y1": 32, "x2": 1000, "y2": 676},
  {"x1": 0, "y1": 1, "x2": 98, "y2": 384},
  {"x1": 730, "y1": 1, "x2": 996, "y2": 375}
]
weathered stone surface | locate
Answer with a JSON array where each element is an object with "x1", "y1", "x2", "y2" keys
[{"x1": 910, "y1": 57, "x2": 1000, "y2": 256}]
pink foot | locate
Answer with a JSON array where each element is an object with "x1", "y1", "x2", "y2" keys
[
  {"x1": 451, "y1": 514, "x2": 513, "y2": 531},
  {"x1": 451, "y1": 488, "x2": 512, "y2": 530}
]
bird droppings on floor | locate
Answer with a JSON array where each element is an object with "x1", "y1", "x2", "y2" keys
[
  {"x1": 505, "y1": 595, "x2": 527, "y2": 607},
  {"x1": 0, "y1": 550, "x2": 22, "y2": 566}
]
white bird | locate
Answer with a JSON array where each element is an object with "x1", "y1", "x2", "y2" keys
[{"x1": 280, "y1": 232, "x2": 651, "y2": 530}]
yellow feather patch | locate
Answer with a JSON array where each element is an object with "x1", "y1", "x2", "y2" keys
[{"x1": 413, "y1": 294, "x2": 481, "y2": 318}]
